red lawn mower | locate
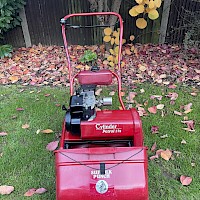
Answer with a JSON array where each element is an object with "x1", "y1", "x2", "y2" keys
[{"x1": 55, "y1": 12, "x2": 148, "y2": 200}]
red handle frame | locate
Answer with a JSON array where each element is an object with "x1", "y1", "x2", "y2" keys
[{"x1": 61, "y1": 12, "x2": 125, "y2": 109}]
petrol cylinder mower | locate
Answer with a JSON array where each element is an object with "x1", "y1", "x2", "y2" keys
[{"x1": 55, "y1": 12, "x2": 149, "y2": 200}]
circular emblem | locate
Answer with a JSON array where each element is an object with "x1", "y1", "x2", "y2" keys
[{"x1": 95, "y1": 180, "x2": 108, "y2": 194}]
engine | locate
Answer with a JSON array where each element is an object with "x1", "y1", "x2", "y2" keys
[{"x1": 65, "y1": 84, "x2": 112, "y2": 135}]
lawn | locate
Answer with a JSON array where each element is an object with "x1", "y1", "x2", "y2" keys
[{"x1": 0, "y1": 83, "x2": 199, "y2": 200}]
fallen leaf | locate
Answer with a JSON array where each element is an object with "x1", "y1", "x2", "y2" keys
[
  {"x1": 166, "y1": 92, "x2": 178, "y2": 100},
  {"x1": 156, "y1": 104, "x2": 164, "y2": 110},
  {"x1": 22, "y1": 124, "x2": 30, "y2": 129},
  {"x1": 9, "y1": 76, "x2": 19, "y2": 83},
  {"x1": 150, "y1": 95, "x2": 162, "y2": 101},
  {"x1": 46, "y1": 141, "x2": 59, "y2": 151},
  {"x1": 184, "y1": 103, "x2": 192, "y2": 111},
  {"x1": 156, "y1": 149, "x2": 164, "y2": 156},
  {"x1": 148, "y1": 106, "x2": 157, "y2": 114},
  {"x1": 140, "y1": 88, "x2": 145, "y2": 93},
  {"x1": 44, "y1": 93, "x2": 51, "y2": 97},
  {"x1": 0, "y1": 185, "x2": 14, "y2": 195},
  {"x1": 181, "y1": 120, "x2": 195, "y2": 130},
  {"x1": 191, "y1": 163, "x2": 195, "y2": 167},
  {"x1": 174, "y1": 110, "x2": 182, "y2": 116},
  {"x1": 41, "y1": 129, "x2": 54, "y2": 134},
  {"x1": 95, "y1": 88, "x2": 102, "y2": 96},
  {"x1": 150, "y1": 154, "x2": 158, "y2": 160},
  {"x1": 24, "y1": 188, "x2": 36, "y2": 196},
  {"x1": 0, "y1": 132, "x2": 8, "y2": 136},
  {"x1": 180, "y1": 175, "x2": 192, "y2": 186},
  {"x1": 160, "y1": 134, "x2": 168, "y2": 139},
  {"x1": 109, "y1": 91, "x2": 115, "y2": 96},
  {"x1": 35, "y1": 188, "x2": 47, "y2": 194},
  {"x1": 184, "y1": 109, "x2": 192, "y2": 114},
  {"x1": 151, "y1": 126, "x2": 159, "y2": 134},
  {"x1": 161, "y1": 149, "x2": 172, "y2": 161},
  {"x1": 151, "y1": 142, "x2": 157, "y2": 152},
  {"x1": 190, "y1": 92, "x2": 197, "y2": 96},
  {"x1": 181, "y1": 139, "x2": 187, "y2": 144},
  {"x1": 138, "y1": 64, "x2": 147, "y2": 72},
  {"x1": 16, "y1": 107, "x2": 24, "y2": 111}
]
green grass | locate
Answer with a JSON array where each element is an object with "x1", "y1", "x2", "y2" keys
[{"x1": 0, "y1": 84, "x2": 199, "y2": 200}]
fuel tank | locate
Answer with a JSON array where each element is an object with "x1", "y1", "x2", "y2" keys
[{"x1": 55, "y1": 147, "x2": 149, "y2": 200}]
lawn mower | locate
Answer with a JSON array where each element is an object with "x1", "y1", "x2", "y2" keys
[{"x1": 55, "y1": 12, "x2": 148, "y2": 200}]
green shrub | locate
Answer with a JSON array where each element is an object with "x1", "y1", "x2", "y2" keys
[
  {"x1": 0, "y1": 0, "x2": 26, "y2": 39},
  {"x1": 0, "y1": 44, "x2": 13, "y2": 58},
  {"x1": 79, "y1": 50, "x2": 97, "y2": 64}
]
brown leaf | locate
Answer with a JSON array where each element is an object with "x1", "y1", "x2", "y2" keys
[
  {"x1": 151, "y1": 142, "x2": 157, "y2": 152},
  {"x1": 0, "y1": 132, "x2": 8, "y2": 136},
  {"x1": 46, "y1": 141, "x2": 59, "y2": 151},
  {"x1": 22, "y1": 124, "x2": 30, "y2": 129},
  {"x1": 44, "y1": 93, "x2": 51, "y2": 97},
  {"x1": 41, "y1": 129, "x2": 54, "y2": 134},
  {"x1": 95, "y1": 88, "x2": 102, "y2": 96},
  {"x1": 0, "y1": 185, "x2": 14, "y2": 195},
  {"x1": 148, "y1": 106, "x2": 157, "y2": 114},
  {"x1": 35, "y1": 188, "x2": 47, "y2": 194},
  {"x1": 24, "y1": 188, "x2": 36, "y2": 196},
  {"x1": 160, "y1": 149, "x2": 172, "y2": 161},
  {"x1": 180, "y1": 175, "x2": 192, "y2": 186}
]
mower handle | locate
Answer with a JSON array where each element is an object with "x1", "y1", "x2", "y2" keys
[{"x1": 61, "y1": 12, "x2": 125, "y2": 109}]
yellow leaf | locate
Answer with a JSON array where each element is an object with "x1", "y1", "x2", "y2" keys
[
  {"x1": 122, "y1": 39, "x2": 126, "y2": 44},
  {"x1": 135, "y1": 5, "x2": 145, "y2": 13},
  {"x1": 135, "y1": 0, "x2": 143, "y2": 4},
  {"x1": 130, "y1": 35, "x2": 135, "y2": 41},
  {"x1": 111, "y1": 37, "x2": 115, "y2": 45},
  {"x1": 103, "y1": 35, "x2": 111, "y2": 42},
  {"x1": 109, "y1": 49, "x2": 115, "y2": 55},
  {"x1": 114, "y1": 56, "x2": 118, "y2": 64},
  {"x1": 131, "y1": 46, "x2": 135, "y2": 51},
  {"x1": 154, "y1": 0, "x2": 162, "y2": 8},
  {"x1": 109, "y1": 62, "x2": 115, "y2": 67},
  {"x1": 136, "y1": 18, "x2": 147, "y2": 29},
  {"x1": 149, "y1": 0, "x2": 155, "y2": 9},
  {"x1": 115, "y1": 37, "x2": 119, "y2": 45},
  {"x1": 9, "y1": 76, "x2": 19, "y2": 82},
  {"x1": 121, "y1": 61, "x2": 125, "y2": 67},
  {"x1": 114, "y1": 46, "x2": 119, "y2": 55},
  {"x1": 113, "y1": 31, "x2": 119, "y2": 38},
  {"x1": 107, "y1": 55, "x2": 114, "y2": 62},
  {"x1": 129, "y1": 7, "x2": 139, "y2": 17},
  {"x1": 75, "y1": 65, "x2": 84, "y2": 69},
  {"x1": 148, "y1": 9, "x2": 159, "y2": 20},
  {"x1": 41, "y1": 129, "x2": 54, "y2": 134},
  {"x1": 104, "y1": 27, "x2": 112, "y2": 36}
]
